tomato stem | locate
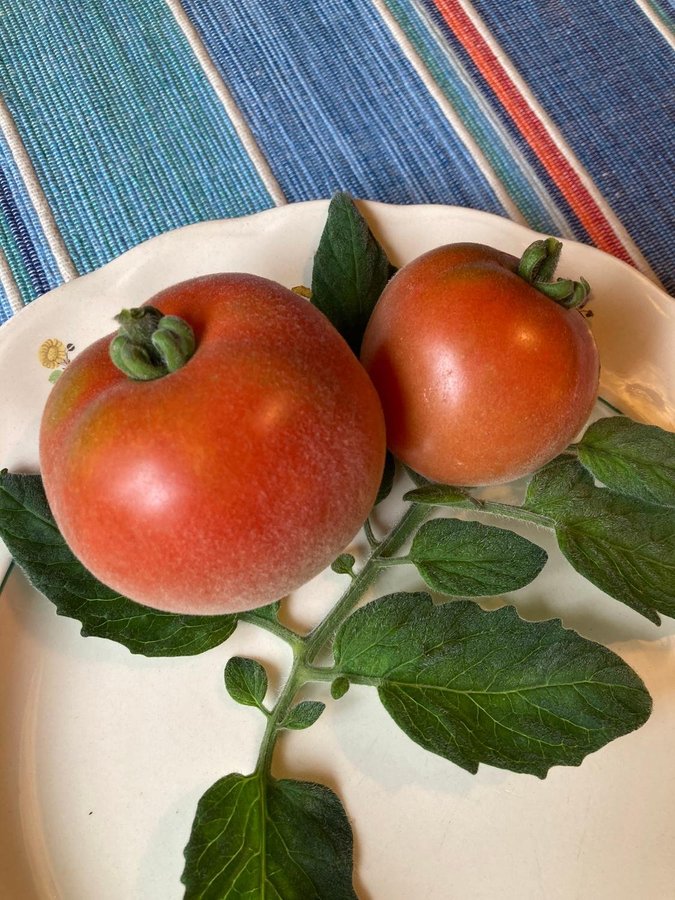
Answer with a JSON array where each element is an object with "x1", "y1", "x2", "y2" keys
[
  {"x1": 304, "y1": 503, "x2": 431, "y2": 663},
  {"x1": 517, "y1": 239, "x2": 591, "y2": 309},
  {"x1": 239, "y1": 609, "x2": 305, "y2": 649},
  {"x1": 252, "y1": 502, "x2": 431, "y2": 777},
  {"x1": 473, "y1": 498, "x2": 555, "y2": 529},
  {"x1": 109, "y1": 306, "x2": 196, "y2": 380},
  {"x1": 363, "y1": 518, "x2": 379, "y2": 549},
  {"x1": 375, "y1": 556, "x2": 411, "y2": 567},
  {"x1": 255, "y1": 654, "x2": 306, "y2": 775},
  {"x1": 299, "y1": 663, "x2": 337, "y2": 682}
]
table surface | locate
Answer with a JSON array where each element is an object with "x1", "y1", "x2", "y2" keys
[{"x1": 0, "y1": 0, "x2": 673, "y2": 326}]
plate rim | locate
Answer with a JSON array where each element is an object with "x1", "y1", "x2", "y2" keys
[{"x1": 1, "y1": 199, "x2": 672, "y2": 342}]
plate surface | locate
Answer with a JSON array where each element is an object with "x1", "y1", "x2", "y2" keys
[{"x1": 1, "y1": 200, "x2": 674, "y2": 899}]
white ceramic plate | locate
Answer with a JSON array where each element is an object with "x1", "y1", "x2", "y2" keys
[{"x1": 1, "y1": 201, "x2": 674, "y2": 900}]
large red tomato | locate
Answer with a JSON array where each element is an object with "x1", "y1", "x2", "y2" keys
[
  {"x1": 40, "y1": 274, "x2": 386, "y2": 615},
  {"x1": 360, "y1": 242, "x2": 599, "y2": 486}
]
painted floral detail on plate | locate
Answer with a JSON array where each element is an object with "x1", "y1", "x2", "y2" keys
[{"x1": 39, "y1": 338, "x2": 75, "y2": 383}]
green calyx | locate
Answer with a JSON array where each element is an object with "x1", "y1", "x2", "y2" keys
[
  {"x1": 517, "y1": 237, "x2": 591, "y2": 309},
  {"x1": 109, "y1": 306, "x2": 196, "y2": 380}
]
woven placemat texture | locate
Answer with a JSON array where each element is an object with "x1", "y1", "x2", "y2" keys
[{"x1": 0, "y1": 0, "x2": 673, "y2": 323}]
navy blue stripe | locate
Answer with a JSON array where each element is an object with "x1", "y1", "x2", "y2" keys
[
  {"x1": 0, "y1": 165, "x2": 50, "y2": 295},
  {"x1": 180, "y1": 1, "x2": 508, "y2": 215},
  {"x1": 0, "y1": 129, "x2": 62, "y2": 301}
]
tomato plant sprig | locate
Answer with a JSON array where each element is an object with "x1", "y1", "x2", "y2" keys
[{"x1": 181, "y1": 464, "x2": 654, "y2": 897}]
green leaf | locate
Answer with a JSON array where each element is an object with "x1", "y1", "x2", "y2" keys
[
  {"x1": 408, "y1": 518, "x2": 547, "y2": 596},
  {"x1": 331, "y1": 676, "x2": 350, "y2": 700},
  {"x1": 224, "y1": 657, "x2": 268, "y2": 711},
  {"x1": 331, "y1": 553, "x2": 356, "y2": 577},
  {"x1": 375, "y1": 451, "x2": 396, "y2": 505},
  {"x1": 578, "y1": 416, "x2": 675, "y2": 507},
  {"x1": 524, "y1": 458, "x2": 675, "y2": 624},
  {"x1": 249, "y1": 599, "x2": 282, "y2": 624},
  {"x1": 282, "y1": 700, "x2": 326, "y2": 730},
  {"x1": 403, "y1": 483, "x2": 477, "y2": 507},
  {"x1": 310, "y1": 192, "x2": 391, "y2": 354},
  {"x1": 334, "y1": 592, "x2": 652, "y2": 778},
  {"x1": 182, "y1": 772, "x2": 356, "y2": 899},
  {"x1": 0, "y1": 472, "x2": 237, "y2": 656}
]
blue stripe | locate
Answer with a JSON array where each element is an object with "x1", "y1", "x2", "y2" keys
[
  {"x1": 180, "y1": 1, "x2": 509, "y2": 214},
  {"x1": 0, "y1": 0, "x2": 275, "y2": 277},
  {"x1": 469, "y1": 0, "x2": 675, "y2": 293},
  {"x1": 385, "y1": 0, "x2": 574, "y2": 237},
  {"x1": 0, "y1": 280, "x2": 12, "y2": 324},
  {"x1": 0, "y1": 165, "x2": 50, "y2": 296},
  {"x1": 0, "y1": 131, "x2": 62, "y2": 300}
]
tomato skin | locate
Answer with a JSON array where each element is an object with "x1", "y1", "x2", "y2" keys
[
  {"x1": 40, "y1": 274, "x2": 386, "y2": 615},
  {"x1": 360, "y1": 243, "x2": 599, "y2": 486}
]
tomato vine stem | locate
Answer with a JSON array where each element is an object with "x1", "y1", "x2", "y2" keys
[
  {"x1": 304, "y1": 503, "x2": 431, "y2": 663},
  {"x1": 472, "y1": 499, "x2": 554, "y2": 529},
  {"x1": 253, "y1": 502, "x2": 431, "y2": 776},
  {"x1": 239, "y1": 610, "x2": 305, "y2": 649},
  {"x1": 255, "y1": 655, "x2": 306, "y2": 775},
  {"x1": 363, "y1": 518, "x2": 379, "y2": 549},
  {"x1": 516, "y1": 238, "x2": 591, "y2": 309}
]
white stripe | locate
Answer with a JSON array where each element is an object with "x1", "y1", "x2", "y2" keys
[
  {"x1": 165, "y1": 0, "x2": 287, "y2": 207},
  {"x1": 410, "y1": 0, "x2": 574, "y2": 238},
  {"x1": 633, "y1": 0, "x2": 675, "y2": 51},
  {"x1": 455, "y1": 0, "x2": 663, "y2": 285},
  {"x1": 372, "y1": 0, "x2": 526, "y2": 225},
  {"x1": 0, "y1": 97, "x2": 78, "y2": 282},
  {"x1": 0, "y1": 247, "x2": 24, "y2": 315}
]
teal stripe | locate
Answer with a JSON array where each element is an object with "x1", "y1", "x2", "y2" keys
[
  {"x1": 384, "y1": 0, "x2": 573, "y2": 236},
  {"x1": 0, "y1": 0, "x2": 274, "y2": 276},
  {"x1": 642, "y1": 0, "x2": 675, "y2": 31},
  {"x1": 0, "y1": 209, "x2": 35, "y2": 304}
]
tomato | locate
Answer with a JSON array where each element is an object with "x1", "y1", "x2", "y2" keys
[
  {"x1": 360, "y1": 242, "x2": 599, "y2": 486},
  {"x1": 40, "y1": 274, "x2": 386, "y2": 615}
]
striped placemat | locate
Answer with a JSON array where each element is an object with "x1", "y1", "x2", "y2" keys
[{"x1": 0, "y1": 0, "x2": 673, "y2": 325}]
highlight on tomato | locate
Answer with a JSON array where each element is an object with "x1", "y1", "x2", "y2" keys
[
  {"x1": 360, "y1": 238, "x2": 599, "y2": 486},
  {"x1": 40, "y1": 273, "x2": 386, "y2": 615}
]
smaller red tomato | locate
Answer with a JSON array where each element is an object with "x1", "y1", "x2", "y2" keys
[{"x1": 360, "y1": 241, "x2": 599, "y2": 486}]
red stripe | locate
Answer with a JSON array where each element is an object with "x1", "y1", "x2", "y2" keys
[{"x1": 432, "y1": 0, "x2": 636, "y2": 266}]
